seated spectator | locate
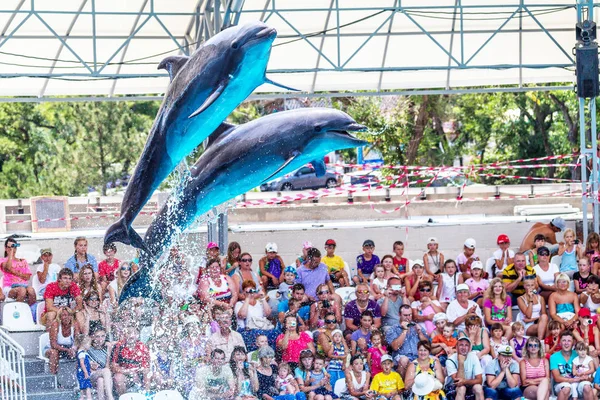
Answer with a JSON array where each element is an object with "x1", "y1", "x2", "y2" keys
[
  {"x1": 519, "y1": 217, "x2": 565, "y2": 253},
  {"x1": 379, "y1": 276, "x2": 408, "y2": 336},
  {"x1": 533, "y1": 246, "x2": 559, "y2": 302},
  {"x1": 494, "y1": 234, "x2": 515, "y2": 277},
  {"x1": 180, "y1": 315, "x2": 207, "y2": 372},
  {"x1": 315, "y1": 312, "x2": 338, "y2": 357},
  {"x1": 79, "y1": 264, "x2": 103, "y2": 299},
  {"x1": 304, "y1": 354, "x2": 336, "y2": 399},
  {"x1": 35, "y1": 248, "x2": 61, "y2": 297},
  {"x1": 354, "y1": 239, "x2": 380, "y2": 285},
  {"x1": 388, "y1": 304, "x2": 428, "y2": 378},
  {"x1": 350, "y1": 311, "x2": 374, "y2": 356},
  {"x1": 108, "y1": 262, "x2": 133, "y2": 308},
  {"x1": 520, "y1": 337, "x2": 550, "y2": 400},
  {"x1": 404, "y1": 341, "x2": 445, "y2": 398},
  {"x1": 489, "y1": 323, "x2": 510, "y2": 359},
  {"x1": 207, "y1": 241, "x2": 221, "y2": 259},
  {"x1": 309, "y1": 283, "x2": 342, "y2": 330},
  {"x1": 296, "y1": 248, "x2": 336, "y2": 301},
  {"x1": 235, "y1": 280, "x2": 273, "y2": 330},
  {"x1": 459, "y1": 315, "x2": 492, "y2": 368},
  {"x1": 446, "y1": 284, "x2": 483, "y2": 331},
  {"x1": 550, "y1": 331, "x2": 593, "y2": 400},
  {"x1": 369, "y1": 354, "x2": 404, "y2": 400},
  {"x1": 322, "y1": 239, "x2": 350, "y2": 287},
  {"x1": 584, "y1": 233, "x2": 600, "y2": 275},
  {"x1": 483, "y1": 278, "x2": 513, "y2": 339},
  {"x1": 406, "y1": 261, "x2": 436, "y2": 303},
  {"x1": 259, "y1": 242, "x2": 285, "y2": 289},
  {"x1": 579, "y1": 274, "x2": 600, "y2": 318},
  {"x1": 2, "y1": 237, "x2": 35, "y2": 304},
  {"x1": 233, "y1": 253, "x2": 264, "y2": 302},
  {"x1": 548, "y1": 273, "x2": 579, "y2": 330},
  {"x1": 343, "y1": 355, "x2": 372, "y2": 399},
  {"x1": 44, "y1": 307, "x2": 81, "y2": 376},
  {"x1": 207, "y1": 305, "x2": 246, "y2": 361},
  {"x1": 557, "y1": 228, "x2": 583, "y2": 278},
  {"x1": 380, "y1": 254, "x2": 400, "y2": 280},
  {"x1": 423, "y1": 237, "x2": 444, "y2": 275},
  {"x1": 111, "y1": 326, "x2": 150, "y2": 395},
  {"x1": 502, "y1": 252, "x2": 536, "y2": 302},
  {"x1": 229, "y1": 345, "x2": 259, "y2": 399},
  {"x1": 544, "y1": 320, "x2": 563, "y2": 359},
  {"x1": 465, "y1": 261, "x2": 488, "y2": 307},
  {"x1": 483, "y1": 345, "x2": 522, "y2": 400},
  {"x1": 326, "y1": 328, "x2": 348, "y2": 387},
  {"x1": 199, "y1": 258, "x2": 238, "y2": 309},
  {"x1": 456, "y1": 238, "x2": 480, "y2": 280},
  {"x1": 98, "y1": 243, "x2": 119, "y2": 292},
  {"x1": 411, "y1": 280, "x2": 443, "y2": 335},
  {"x1": 247, "y1": 334, "x2": 273, "y2": 365},
  {"x1": 81, "y1": 290, "x2": 108, "y2": 336},
  {"x1": 276, "y1": 315, "x2": 315, "y2": 370},
  {"x1": 367, "y1": 329, "x2": 388, "y2": 377},
  {"x1": 278, "y1": 266, "x2": 298, "y2": 301},
  {"x1": 222, "y1": 241, "x2": 241, "y2": 277},
  {"x1": 64, "y1": 236, "x2": 98, "y2": 280},
  {"x1": 370, "y1": 264, "x2": 388, "y2": 300},
  {"x1": 528, "y1": 234, "x2": 546, "y2": 268},
  {"x1": 572, "y1": 308, "x2": 599, "y2": 349},
  {"x1": 431, "y1": 322, "x2": 457, "y2": 367},
  {"x1": 392, "y1": 241, "x2": 409, "y2": 277},
  {"x1": 278, "y1": 284, "x2": 311, "y2": 325},
  {"x1": 190, "y1": 348, "x2": 235, "y2": 400},
  {"x1": 436, "y1": 259, "x2": 462, "y2": 307},
  {"x1": 88, "y1": 328, "x2": 115, "y2": 400},
  {"x1": 295, "y1": 241, "x2": 312, "y2": 268},
  {"x1": 516, "y1": 278, "x2": 548, "y2": 340},
  {"x1": 446, "y1": 337, "x2": 484, "y2": 400},
  {"x1": 343, "y1": 284, "x2": 382, "y2": 339},
  {"x1": 42, "y1": 268, "x2": 85, "y2": 328},
  {"x1": 295, "y1": 349, "x2": 316, "y2": 397},
  {"x1": 255, "y1": 346, "x2": 303, "y2": 400},
  {"x1": 574, "y1": 258, "x2": 593, "y2": 295}
]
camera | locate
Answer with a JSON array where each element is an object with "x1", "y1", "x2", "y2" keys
[
  {"x1": 391, "y1": 284, "x2": 402, "y2": 291},
  {"x1": 575, "y1": 239, "x2": 580, "y2": 245},
  {"x1": 243, "y1": 362, "x2": 249, "y2": 369},
  {"x1": 407, "y1": 322, "x2": 416, "y2": 327},
  {"x1": 586, "y1": 318, "x2": 593, "y2": 325},
  {"x1": 9, "y1": 243, "x2": 20, "y2": 248},
  {"x1": 289, "y1": 320, "x2": 297, "y2": 327},
  {"x1": 322, "y1": 300, "x2": 331, "y2": 308},
  {"x1": 248, "y1": 288, "x2": 259, "y2": 294}
]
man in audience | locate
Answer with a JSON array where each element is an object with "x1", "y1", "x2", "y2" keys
[
  {"x1": 192, "y1": 348, "x2": 235, "y2": 400},
  {"x1": 35, "y1": 248, "x2": 61, "y2": 297},
  {"x1": 344, "y1": 283, "x2": 382, "y2": 340},
  {"x1": 277, "y1": 283, "x2": 311, "y2": 324},
  {"x1": 551, "y1": 331, "x2": 594, "y2": 400},
  {"x1": 502, "y1": 252, "x2": 536, "y2": 302},
  {"x1": 446, "y1": 337, "x2": 484, "y2": 400},
  {"x1": 41, "y1": 268, "x2": 85, "y2": 328},
  {"x1": 296, "y1": 248, "x2": 335, "y2": 300},
  {"x1": 206, "y1": 305, "x2": 246, "y2": 360},
  {"x1": 388, "y1": 304, "x2": 428, "y2": 378},
  {"x1": 111, "y1": 326, "x2": 150, "y2": 395},
  {"x1": 446, "y1": 284, "x2": 483, "y2": 330},
  {"x1": 484, "y1": 345, "x2": 522, "y2": 400},
  {"x1": 379, "y1": 276, "x2": 407, "y2": 336},
  {"x1": 519, "y1": 217, "x2": 565, "y2": 253}
]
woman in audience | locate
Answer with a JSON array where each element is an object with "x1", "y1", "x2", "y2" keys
[
  {"x1": 533, "y1": 246, "x2": 558, "y2": 302},
  {"x1": 44, "y1": 307, "x2": 81, "y2": 376},
  {"x1": 380, "y1": 254, "x2": 400, "y2": 280},
  {"x1": 404, "y1": 341, "x2": 445, "y2": 398},
  {"x1": 222, "y1": 241, "x2": 242, "y2": 277},
  {"x1": 579, "y1": 274, "x2": 600, "y2": 318},
  {"x1": 519, "y1": 337, "x2": 550, "y2": 400},
  {"x1": 483, "y1": 277, "x2": 513, "y2": 339},
  {"x1": 78, "y1": 264, "x2": 103, "y2": 299},
  {"x1": 315, "y1": 312, "x2": 338, "y2": 357},
  {"x1": 233, "y1": 253, "x2": 264, "y2": 301},
  {"x1": 108, "y1": 261, "x2": 133, "y2": 307},
  {"x1": 88, "y1": 328, "x2": 115, "y2": 400},
  {"x1": 230, "y1": 345, "x2": 259, "y2": 399},
  {"x1": 517, "y1": 278, "x2": 548, "y2": 340},
  {"x1": 235, "y1": 280, "x2": 272, "y2": 330},
  {"x1": 548, "y1": 273, "x2": 579, "y2": 329},
  {"x1": 405, "y1": 262, "x2": 434, "y2": 302},
  {"x1": 309, "y1": 283, "x2": 342, "y2": 330},
  {"x1": 460, "y1": 315, "x2": 492, "y2": 368},
  {"x1": 343, "y1": 355, "x2": 372, "y2": 400},
  {"x1": 277, "y1": 315, "x2": 315, "y2": 371},
  {"x1": 199, "y1": 258, "x2": 237, "y2": 309},
  {"x1": 179, "y1": 315, "x2": 207, "y2": 371},
  {"x1": 81, "y1": 290, "x2": 109, "y2": 336},
  {"x1": 1, "y1": 237, "x2": 33, "y2": 304},
  {"x1": 411, "y1": 280, "x2": 443, "y2": 335}
]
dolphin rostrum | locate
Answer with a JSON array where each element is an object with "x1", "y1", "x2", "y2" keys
[
  {"x1": 119, "y1": 108, "x2": 367, "y2": 302},
  {"x1": 104, "y1": 21, "x2": 283, "y2": 251}
]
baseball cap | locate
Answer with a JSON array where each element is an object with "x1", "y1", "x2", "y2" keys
[
  {"x1": 471, "y1": 261, "x2": 483, "y2": 270},
  {"x1": 381, "y1": 354, "x2": 393, "y2": 363},
  {"x1": 427, "y1": 237, "x2": 438, "y2": 245},
  {"x1": 207, "y1": 242, "x2": 219, "y2": 250},
  {"x1": 325, "y1": 239, "x2": 336, "y2": 246},
  {"x1": 497, "y1": 234, "x2": 510, "y2": 244},
  {"x1": 551, "y1": 217, "x2": 566, "y2": 231},
  {"x1": 302, "y1": 241, "x2": 313, "y2": 249},
  {"x1": 363, "y1": 239, "x2": 375, "y2": 247},
  {"x1": 457, "y1": 336, "x2": 471, "y2": 344},
  {"x1": 40, "y1": 248, "x2": 52, "y2": 255},
  {"x1": 432, "y1": 313, "x2": 448, "y2": 323},
  {"x1": 464, "y1": 238, "x2": 476, "y2": 249},
  {"x1": 498, "y1": 345, "x2": 513, "y2": 356},
  {"x1": 456, "y1": 283, "x2": 470, "y2": 292},
  {"x1": 266, "y1": 242, "x2": 278, "y2": 252},
  {"x1": 579, "y1": 307, "x2": 592, "y2": 318}
]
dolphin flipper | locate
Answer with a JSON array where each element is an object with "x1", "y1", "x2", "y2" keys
[
  {"x1": 262, "y1": 151, "x2": 301, "y2": 183},
  {"x1": 188, "y1": 80, "x2": 228, "y2": 119},
  {"x1": 311, "y1": 159, "x2": 326, "y2": 177},
  {"x1": 119, "y1": 266, "x2": 162, "y2": 304},
  {"x1": 104, "y1": 218, "x2": 150, "y2": 254}
]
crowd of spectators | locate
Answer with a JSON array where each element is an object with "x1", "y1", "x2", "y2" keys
[{"x1": 3, "y1": 216, "x2": 600, "y2": 400}]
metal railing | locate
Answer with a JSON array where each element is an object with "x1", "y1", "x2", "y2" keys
[{"x1": 0, "y1": 329, "x2": 27, "y2": 400}]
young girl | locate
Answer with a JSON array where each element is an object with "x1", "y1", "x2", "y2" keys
[
  {"x1": 65, "y1": 237, "x2": 98, "y2": 279},
  {"x1": 222, "y1": 241, "x2": 241, "y2": 277},
  {"x1": 572, "y1": 342, "x2": 594, "y2": 394},
  {"x1": 516, "y1": 278, "x2": 548, "y2": 340},
  {"x1": 405, "y1": 263, "x2": 434, "y2": 303},
  {"x1": 326, "y1": 329, "x2": 348, "y2": 386},
  {"x1": 574, "y1": 258, "x2": 592, "y2": 295},
  {"x1": 510, "y1": 322, "x2": 527, "y2": 361},
  {"x1": 351, "y1": 311, "x2": 374, "y2": 356},
  {"x1": 275, "y1": 362, "x2": 300, "y2": 396},
  {"x1": 259, "y1": 242, "x2": 285, "y2": 289},
  {"x1": 423, "y1": 237, "x2": 444, "y2": 276},
  {"x1": 465, "y1": 261, "x2": 489, "y2": 307},
  {"x1": 528, "y1": 234, "x2": 546, "y2": 268},
  {"x1": 98, "y1": 242, "x2": 119, "y2": 292},
  {"x1": 456, "y1": 238, "x2": 480, "y2": 280},
  {"x1": 75, "y1": 334, "x2": 93, "y2": 400},
  {"x1": 296, "y1": 241, "x2": 313, "y2": 268},
  {"x1": 108, "y1": 261, "x2": 133, "y2": 308},
  {"x1": 585, "y1": 232, "x2": 600, "y2": 275},
  {"x1": 558, "y1": 228, "x2": 584, "y2": 278},
  {"x1": 306, "y1": 355, "x2": 335, "y2": 400},
  {"x1": 367, "y1": 330, "x2": 388, "y2": 377},
  {"x1": 436, "y1": 259, "x2": 463, "y2": 309},
  {"x1": 489, "y1": 323, "x2": 511, "y2": 359},
  {"x1": 430, "y1": 313, "x2": 449, "y2": 340},
  {"x1": 483, "y1": 278, "x2": 513, "y2": 339},
  {"x1": 370, "y1": 265, "x2": 387, "y2": 300},
  {"x1": 380, "y1": 255, "x2": 400, "y2": 280},
  {"x1": 543, "y1": 320, "x2": 563, "y2": 359},
  {"x1": 278, "y1": 266, "x2": 297, "y2": 300},
  {"x1": 392, "y1": 241, "x2": 409, "y2": 277}
]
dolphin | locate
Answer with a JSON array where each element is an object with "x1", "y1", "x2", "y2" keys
[
  {"x1": 119, "y1": 108, "x2": 367, "y2": 302},
  {"x1": 104, "y1": 21, "x2": 288, "y2": 251}
]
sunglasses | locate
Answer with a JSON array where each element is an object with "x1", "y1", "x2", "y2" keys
[
  {"x1": 527, "y1": 343, "x2": 539, "y2": 348},
  {"x1": 121, "y1": 266, "x2": 131, "y2": 271},
  {"x1": 420, "y1": 288, "x2": 431, "y2": 292},
  {"x1": 325, "y1": 319, "x2": 336, "y2": 324},
  {"x1": 241, "y1": 258, "x2": 252, "y2": 262},
  {"x1": 318, "y1": 290, "x2": 330, "y2": 295},
  {"x1": 538, "y1": 253, "x2": 549, "y2": 256},
  {"x1": 523, "y1": 275, "x2": 537, "y2": 280},
  {"x1": 88, "y1": 297, "x2": 100, "y2": 301},
  {"x1": 357, "y1": 290, "x2": 369, "y2": 294}
]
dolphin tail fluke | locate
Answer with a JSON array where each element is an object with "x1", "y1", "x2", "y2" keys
[
  {"x1": 119, "y1": 266, "x2": 162, "y2": 304},
  {"x1": 105, "y1": 218, "x2": 150, "y2": 253}
]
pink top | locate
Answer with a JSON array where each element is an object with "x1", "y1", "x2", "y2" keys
[
  {"x1": 0, "y1": 257, "x2": 30, "y2": 287},
  {"x1": 524, "y1": 358, "x2": 546, "y2": 379},
  {"x1": 276, "y1": 331, "x2": 313, "y2": 363},
  {"x1": 368, "y1": 346, "x2": 385, "y2": 376},
  {"x1": 465, "y1": 278, "x2": 489, "y2": 296}
]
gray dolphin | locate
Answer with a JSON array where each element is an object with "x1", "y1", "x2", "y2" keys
[
  {"x1": 104, "y1": 21, "x2": 290, "y2": 251},
  {"x1": 119, "y1": 108, "x2": 367, "y2": 302}
]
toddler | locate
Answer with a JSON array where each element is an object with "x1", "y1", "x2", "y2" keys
[
  {"x1": 367, "y1": 330, "x2": 388, "y2": 376},
  {"x1": 370, "y1": 265, "x2": 387, "y2": 300},
  {"x1": 456, "y1": 238, "x2": 480, "y2": 280},
  {"x1": 423, "y1": 237, "x2": 444, "y2": 275},
  {"x1": 432, "y1": 323, "x2": 457, "y2": 367},
  {"x1": 327, "y1": 329, "x2": 348, "y2": 386},
  {"x1": 75, "y1": 334, "x2": 93, "y2": 400},
  {"x1": 278, "y1": 266, "x2": 297, "y2": 300},
  {"x1": 306, "y1": 355, "x2": 335, "y2": 400},
  {"x1": 510, "y1": 322, "x2": 526, "y2": 361},
  {"x1": 354, "y1": 239, "x2": 380, "y2": 285},
  {"x1": 276, "y1": 362, "x2": 299, "y2": 395}
]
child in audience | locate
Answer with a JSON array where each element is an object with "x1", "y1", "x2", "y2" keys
[
  {"x1": 75, "y1": 334, "x2": 93, "y2": 400},
  {"x1": 65, "y1": 236, "x2": 98, "y2": 279},
  {"x1": 437, "y1": 259, "x2": 463, "y2": 308},
  {"x1": 322, "y1": 239, "x2": 350, "y2": 287},
  {"x1": 351, "y1": 311, "x2": 374, "y2": 356},
  {"x1": 585, "y1": 232, "x2": 600, "y2": 275},
  {"x1": 392, "y1": 241, "x2": 409, "y2": 276},
  {"x1": 465, "y1": 261, "x2": 488, "y2": 307},
  {"x1": 528, "y1": 234, "x2": 546, "y2": 268},
  {"x1": 494, "y1": 234, "x2": 515, "y2": 277},
  {"x1": 423, "y1": 237, "x2": 444, "y2": 275},
  {"x1": 431, "y1": 323, "x2": 457, "y2": 367},
  {"x1": 430, "y1": 313, "x2": 449, "y2": 340},
  {"x1": 558, "y1": 228, "x2": 583, "y2": 278},
  {"x1": 354, "y1": 239, "x2": 380, "y2": 285},
  {"x1": 296, "y1": 241, "x2": 312, "y2": 268},
  {"x1": 573, "y1": 341, "x2": 595, "y2": 386},
  {"x1": 306, "y1": 355, "x2": 335, "y2": 400},
  {"x1": 411, "y1": 281, "x2": 442, "y2": 334},
  {"x1": 510, "y1": 322, "x2": 527, "y2": 361},
  {"x1": 489, "y1": 323, "x2": 510, "y2": 359},
  {"x1": 326, "y1": 329, "x2": 348, "y2": 386},
  {"x1": 275, "y1": 362, "x2": 300, "y2": 396},
  {"x1": 574, "y1": 258, "x2": 592, "y2": 295},
  {"x1": 98, "y1": 242, "x2": 119, "y2": 291},
  {"x1": 278, "y1": 266, "x2": 297, "y2": 300},
  {"x1": 456, "y1": 238, "x2": 480, "y2": 280},
  {"x1": 367, "y1": 329, "x2": 388, "y2": 377},
  {"x1": 369, "y1": 354, "x2": 404, "y2": 400},
  {"x1": 286, "y1": 300, "x2": 308, "y2": 331},
  {"x1": 544, "y1": 320, "x2": 563, "y2": 359},
  {"x1": 380, "y1": 255, "x2": 400, "y2": 280},
  {"x1": 370, "y1": 265, "x2": 387, "y2": 300},
  {"x1": 259, "y1": 242, "x2": 285, "y2": 289}
]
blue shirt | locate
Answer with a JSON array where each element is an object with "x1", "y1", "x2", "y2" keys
[
  {"x1": 356, "y1": 254, "x2": 380, "y2": 275},
  {"x1": 387, "y1": 324, "x2": 426, "y2": 361},
  {"x1": 64, "y1": 254, "x2": 98, "y2": 273},
  {"x1": 277, "y1": 299, "x2": 310, "y2": 321},
  {"x1": 550, "y1": 350, "x2": 577, "y2": 378}
]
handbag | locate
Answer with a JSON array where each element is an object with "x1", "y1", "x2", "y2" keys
[{"x1": 246, "y1": 316, "x2": 274, "y2": 330}]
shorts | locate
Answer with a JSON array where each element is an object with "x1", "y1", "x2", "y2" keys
[
  {"x1": 521, "y1": 318, "x2": 540, "y2": 331},
  {"x1": 554, "y1": 381, "x2": 591, "y2": 397}
]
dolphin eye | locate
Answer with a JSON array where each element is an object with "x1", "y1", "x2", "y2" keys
[
  {"x1": 231, "y1": 42, "x2": 240, "y2": 49},
  {"x1": 314, "y1": 125, "x2": 322, "y2": 133}
]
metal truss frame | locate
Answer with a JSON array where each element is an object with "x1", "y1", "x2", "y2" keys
[{"x1": 0, "y1": 1, "x2": 595, "y2": 101}]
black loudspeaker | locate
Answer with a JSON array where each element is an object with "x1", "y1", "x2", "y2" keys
[{"x1": 576, "y1": 43, "x2": 600, "y2": 98}]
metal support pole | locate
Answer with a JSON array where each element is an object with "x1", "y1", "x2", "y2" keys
[
  {"x1": 580, "y1": 98, "x2": 589, "y2": 239},
  {"x1": 217, "y1": 212, "x2": 228, "y2": 255}
]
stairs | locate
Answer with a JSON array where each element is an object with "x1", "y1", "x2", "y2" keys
[{"x1": 22, "y1": 356, "x2": 77, "y2": 400}]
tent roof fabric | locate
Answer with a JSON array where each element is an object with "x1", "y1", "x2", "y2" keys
[{"x1": 0, "y1": 0, "x2": 589, "y2": 100}]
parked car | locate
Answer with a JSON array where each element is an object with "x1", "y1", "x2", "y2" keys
[
  {"x1": 342, "y1": 170, "x2": 382, "y2": 186},
  {"x1": 260, "y1": 166, "x2": 339, "y2": 191}
]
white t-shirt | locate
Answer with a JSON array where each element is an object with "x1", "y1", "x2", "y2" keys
[
  {"x1": 493, "y1": 249, "x2": 515, "y2": 270},
  {"x1": 573, "y1": 355, "x2": 593, "y2": 376},
  {"x1": 534, "y1": 263, "x2": 560, "y2": 287},
  {"x1": 440, "y1": 272, "x2": 462, "y2": 303},
  {"x1": 34, "y1": 263, "x2": 61, "y2": 294},
  {"x1": 234, "y1": 300, "x2": 267, "y2": 330},
  {"x1": 446, "y1": 299, "x2": 483, "y2": 330}
]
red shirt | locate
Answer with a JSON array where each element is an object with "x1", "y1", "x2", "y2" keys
[
  {"x1": 43, "y1": 281, "x2": 81, "y2": 309},
  {"x1": 393, "y1": 256, "x2": 408, "y2": 274},
  {"x1": 98, "y1": 258, "x2": 120, "y2": 281},
  {"x1": 544, "y1": 335, "x2": 562, "y2": 359},
  {"x1": 111, "y1": 341, "x2": 150, "y2": 369}
]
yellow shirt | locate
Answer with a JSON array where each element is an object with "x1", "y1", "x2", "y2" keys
[
  {"x1": 370, "y1": 371, "x2": 405, "y2": 394},
  {"x1": 323, "y1": 255, "x2": 345, "y2": 273}
]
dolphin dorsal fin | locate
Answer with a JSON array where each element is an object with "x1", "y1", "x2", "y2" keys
[
  {"x1": 157, "y1": 55, "x2": 190, "y2": 81},
  {"x1": 311, "y1": 159, "x2": 326, "y2": 177},
  {"x1": 203, "y1": 122, "x2": 237, "y2": 150}
]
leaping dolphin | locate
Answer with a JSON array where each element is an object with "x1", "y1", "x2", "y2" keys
[
  {"x1": 119, "y1": 108, "x2": 367, "y2": 302},
  {"x1": 104, "y1": 21, "x2": 286, "y2": 251}
]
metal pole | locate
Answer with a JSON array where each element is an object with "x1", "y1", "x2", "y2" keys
[
  {"x1": 580, "y1": 97, "x2": 589, "y2": 239},
  {"x1": 592, "y1": 99, "x2": 599, "y2": 233},
  {"x1": 218, "y1": 212, "x2": 228, "y2": 255}
]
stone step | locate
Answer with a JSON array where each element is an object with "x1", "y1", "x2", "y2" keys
[
  {"x1": 24, "y1": 357, "x2": 46, "y2": 375},
  {"x1": 25, "y1": 373, "x2": 56, "y2": 391}
]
